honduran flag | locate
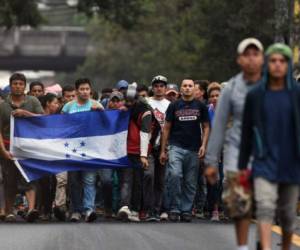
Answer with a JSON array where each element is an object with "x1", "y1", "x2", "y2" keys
[{"x1": 10, "y1": 110, "x2": 130, "y2": 182}]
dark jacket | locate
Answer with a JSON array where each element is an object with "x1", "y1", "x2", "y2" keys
[{"x1": 238, "y1": 62, "x2": 300, "y2": 183}]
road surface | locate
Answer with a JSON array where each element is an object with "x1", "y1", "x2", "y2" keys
[{"x1": 0, "y1": 220, "x2": 299, "y2": 250}]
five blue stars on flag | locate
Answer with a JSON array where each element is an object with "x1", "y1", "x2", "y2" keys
[{"x1": 64, "y1": 140, "x2": 87, "y2": 159}]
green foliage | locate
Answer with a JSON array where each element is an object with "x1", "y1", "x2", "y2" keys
[
  {"x1": 77, "y1": 0, "x2": 150, "y2": 30},
  {"x1": 194, "y1": 0, "x2": 275, "y2": 80},
  {"x1": 0, "y1": 0, "x2": 43, "y2": 28},
  {"x1": 77, "y1": 0, "x2": 278, "y2": 89}
]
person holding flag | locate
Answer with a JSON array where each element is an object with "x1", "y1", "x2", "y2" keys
[{"x1": 0, "y1": 73, "x2": 44, "y2": 222}]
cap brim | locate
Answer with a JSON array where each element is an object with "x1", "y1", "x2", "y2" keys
[
  {"x1": 166, "y1": 90, "x2": 178, "y2": 95},
  {"x1": 238, "y1": 38, "x2": 264, "y2": 54},
  {"x1": 152, "y1": 80, "x2": 167, "y2": 85}
]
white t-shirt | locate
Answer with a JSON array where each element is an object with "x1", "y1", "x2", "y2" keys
[{"x1": 148, "y1": 97, "x2": 170, "y2": 146}]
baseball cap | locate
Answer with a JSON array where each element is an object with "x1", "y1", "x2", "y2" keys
[
  {"x1": 237, "y1": 38, "x2": 264, "y2": 54},
  {"x1": 151, "y1": 75, "x2": 168, "y2": 85},
  {"x1": 166, "y1": 83, "x2": 179, "y2": 95},
  {"x1": 109, "y1": 91, "x2": 124, "y2": 101},
  {"x1": 265, "y1": 43, "x2": 293, "y2": 60},
  {"x1": 115, "y1": 80, "x2": 129, "y2": 90}
]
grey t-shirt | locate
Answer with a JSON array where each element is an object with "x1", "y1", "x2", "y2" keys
[{"x1": 0, "y1": 95, "x2": 44, "y2": 141}]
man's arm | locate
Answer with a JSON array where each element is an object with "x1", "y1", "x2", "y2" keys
[
  {"x1": 160, "y1": 121, "x2": 171, "y2": 165},
  {"x1": 0, "y1": 106, "x2": 11, "y2": 160},
  {"x1": 12, "y1": 96, "x2": 44, "y2": 117},
  {"x1": 12, "y1": 109, "x2": 41, "y2": 117},
  {"x1": 91, "y1": 100, "x2": 104, "y2": 111},
  {"x1": 199, "y1": 122, "x2": 210, "y2": 158},
  {"x1": 160, "y1": 102, "x2": 174, "y2": 165},
  {"x1": 0, "y1": 134, "x2": 12, "y2": 160},
  {"x1": 140, "y1": 111, "x2": 152, "y2": 169}
]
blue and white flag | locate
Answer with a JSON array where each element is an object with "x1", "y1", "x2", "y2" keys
[{"x1": 10, "y1": 110, "x2": 130, "y2": 182}]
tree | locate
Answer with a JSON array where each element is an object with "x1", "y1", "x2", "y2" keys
[
  {"x1": 193, "y1": 0, "x2": 276, "y2": 80},
  {"x1": 77, "y1": 0, "x2": 279, "y2": 90},
  {"x1": 77, "y1": 0, "x2": 150, "y2": 30},
  {"x1": 0, "y1": 0, "x2": 43, "y2": 28}
]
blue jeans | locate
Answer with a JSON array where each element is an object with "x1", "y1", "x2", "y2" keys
[
  {"x1": 69, "y1": 171, "x2": 98, "y2": 213},
  {"x1": 95, "y1": 169, "x2": 113, "y2": 212},
  {"x1": 82, "y1": 171, "x2": 98, "y2": 212},
  {"x1": 167, "y1": 145, "x2": 199, "y2": 214}
]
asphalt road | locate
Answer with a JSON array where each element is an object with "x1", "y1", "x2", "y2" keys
[{"x1": 0, "y1": 220, "x2": 298, "y2": 250}]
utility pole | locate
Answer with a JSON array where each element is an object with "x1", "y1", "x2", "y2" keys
[
  {"x1": 275, "y1": 0, "x2": 300, "y2": 68},
  {"x1": 290, "y1": 0, "x2": 300, "y2": 66}
]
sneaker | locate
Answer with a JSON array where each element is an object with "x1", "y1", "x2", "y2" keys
[
  {"x1": 17, "y1": 209, "x2": 26, "y2": 218},
  {"x1": 70, "y1": 212, "x2": 81, "y2": 222},
  {"x1": 128, "y1": 211, "x2": 140, "y2": 222},
  {"x1": 181, "y1": 213, "x2": 192, "y2": 222},
  {"x1": 26, "y1": 209, "x2": 39, "y2": 223},
  {"x1": 53, "y1": 206, "x2": 66, "y2": 221},
  {"x1": 195, "y1": 209, "x2": 205, "y2": 219},
  {"x1": 160, "y1": 212, "x2": 168, "y2": 221},
  {"x1": 211, "y1": 210, "x2": 220, "y2": 222},
  {"x1": 169, "y1": 212, "x2": 180, "y2": 222},
  {"x1": 117, "y1": 206, "x2": 131, "y2": 221},
  {"x1": 85, "y1": 210, "x2": 97, "y2": 223},
  {"x1": 219, "y1": 211, "x2": 230, "y2": 221},
  {"x1": 145, "y1": 212, "x2": 160, "y2": 222},
  {"x1": 5, "y1": 213, "x2": 16, "y2": 222},
  {"x1": 40, "y1": 214, "x2": 52, "y2": 221}
]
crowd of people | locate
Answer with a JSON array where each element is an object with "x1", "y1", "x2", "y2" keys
[{"x1": 0, "y1": 38, "x2": 300, "y2": 250}]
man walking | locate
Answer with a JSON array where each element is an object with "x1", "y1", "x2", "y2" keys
[
  {"x1": 0, "y1": 73, "x2": 44, "y2": 222},
  {"x1": 160, "y1": 78, "x2": 210, "y2": 222},
  {"x1": 62, "y1": 78, "x2": 103, "y2": 222},
  {"x1": 205, "y1": 38, "x2": 264, "y2": 250},
  {"x1": 238, "y1": 43, "x2": 300, "y2": 250},
  {"x1": 148, "y1": 75, "x2": 170, "y2": 221}
]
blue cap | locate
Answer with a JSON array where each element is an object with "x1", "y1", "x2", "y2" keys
[{"x1": 116, "y1": 80, "x2": 129, "y2": 90}]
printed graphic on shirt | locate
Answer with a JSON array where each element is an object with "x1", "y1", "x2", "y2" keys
[
  {"x1": 175, "y1": 109, "x2": 200, "y2": 122},
  {"x1": 153, "y1": 108, "x2": 166, "y2": 128}
]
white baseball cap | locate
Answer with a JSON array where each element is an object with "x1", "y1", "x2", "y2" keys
[{"x1": 237, "y1": 38, "x2": 264, "y2": 54}]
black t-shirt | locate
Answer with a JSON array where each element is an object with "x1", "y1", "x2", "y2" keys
[{"x1": 165, "y1": 98, "x2": 209, "y2": 151}]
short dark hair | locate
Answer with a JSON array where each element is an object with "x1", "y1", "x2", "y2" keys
[
  {"x1": 62, "y1": 85, "x2": 75, "y2": 96},
  {"x1": 137, "y1": 84, "x2": 149, "y2": 93},
  {"x1": 29, "y1": 81, "x2": 44, "y2": 91},
  {"x1": 91, "y1": 89, "x2": 99, "y2": 100},
  {"x1": 39, "y1": 93, "x2": 57, "y2": 109},
  {"x1": 75, "y1": 78, "x2": 91, "y2": 89},
  {"x1": 101, "y1": 88, "x2": 113, "y2": 94},
  {"x1": 195, "y1": 79, "x2": 209, "y2": 100},
  {"x1": 194, "y1": 80, "x2": 209, "y2": 91},
  {"x1": 9, "y1": 73, "x2": 26, "y2": 86},
  {"x1": 181, "y1": 78, "x2": 195, "y2": 86}
]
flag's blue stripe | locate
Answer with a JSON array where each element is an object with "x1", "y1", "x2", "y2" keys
[
  {"x1": 18, "y1": 156, "x2": 138, "y2": 181},
  {"x1": 14, "y1": 110, "x2": 130, "y2": 139}
]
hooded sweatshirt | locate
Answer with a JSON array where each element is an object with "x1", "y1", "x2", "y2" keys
[
  {"x1": 204, "y1": 73, "x2": 259, "y2": 172},
  {"x1": 238, "y1": 60, "x2": 300, "y2": 184}
]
